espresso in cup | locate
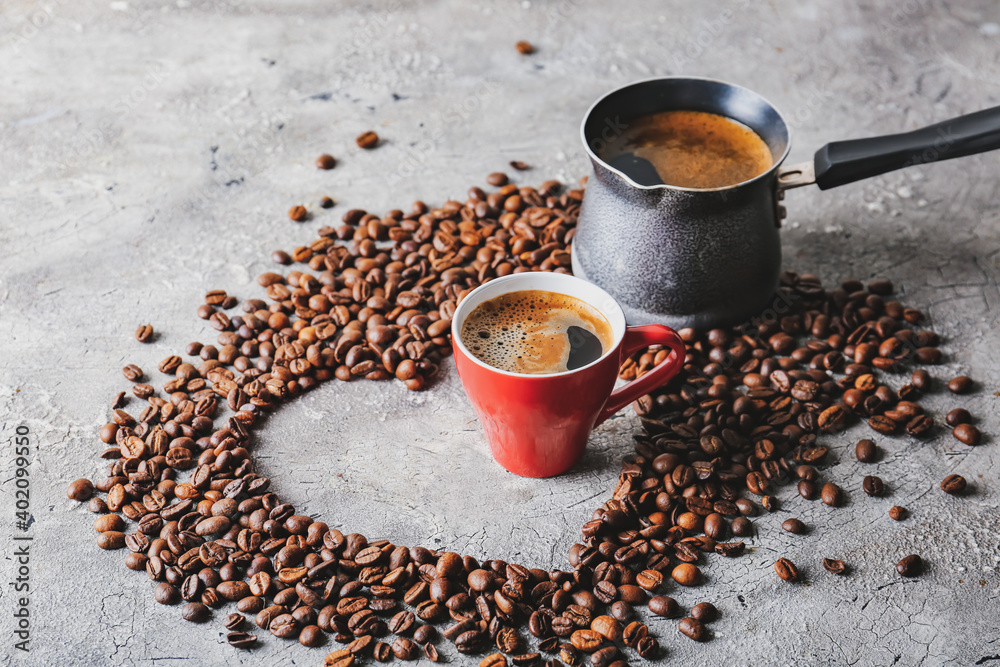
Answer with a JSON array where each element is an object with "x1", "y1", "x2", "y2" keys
[{"x1": 459, "y1": 289, "x2": 614, "y2": 374}]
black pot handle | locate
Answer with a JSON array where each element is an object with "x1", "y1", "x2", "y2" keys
[{"x1": 813, "y1": 105, "x2": 1000, "y2": 190}]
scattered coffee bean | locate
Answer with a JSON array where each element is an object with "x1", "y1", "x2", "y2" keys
[
  {"x1": 288, "y1": 205, "x2": 308, "y2": 222},
  {"x1": 821, "y1": 483, "x2": 843, "y2": 507},
  {"x1": 486, "y1": 172, "x2": 509, "y2": 187},
  {"x1": 225, "y1": 613, "x2": 245, "y2": 631},
  {"x1": 888, "y1": 506, "x2": 907, "y2": 521},
  {"x1": 782, "y1": 518, "x2": 806, "y2": 534},
  {"x1": 515, "y1": 40, "x2": 534, "y2": 54},
  {"x1": 122, "y1": 364, "x2": 143, "y2": 382},
  {"x1": 509, "y1": 160, "x2": 530, "y2": 171},
  {"x1": 97, "y1": 530, "x2": 126, "y2": 550},
  {"x1": 67, "y1": 478, "x2": 94, "y2": 501},
  {"x1": 855, "y1": 438, "x2": 878, "y2": 462},
  {"x1": 862, "y1": 475, "x2": 884, "y2": 497},
  {"x1": 135, "y1": 324, "x2": 154, "y2": 343},
  {"x1": 690, "y1": 602, "x2": 717, "y2": 622},
  {"x1": 356, "y1": 131, "x2": 379, "y2": 149},
  {"x1": 671, "y1": 563, "x2": 702, "y2": 587},
  {"x1": 320, "y1": 196, "x2": 335, "y2": 208},
  {"x1": 941, "y1": 474, "x2": 967, "y2": 495},
  {"x1": 678, "y1": 617, "x2": 708, "y2": 642},
  {"x1": 946, "y1": 408, "x2": 971, "y2": 427},
  {"x1": 316, "y1": 154, "x2": 336, "y2": 170},
  {"x1": 648, "y1": 596, "x2": 679, "y2": 618},
  {"x1": 227, "y1": 632, "x2": 258, "y2": 649},
  {"x1": 181, "y1": 602, "x2": 210, "y2": 623},
  {"x1": 947, "y1": 375, "x2": 973, "y2": 394},
  {"x1": 774, "y1": 558, "x2": 799, "y2": 582},
  {"x1": 822, "y1": 558, "x2": 846, "y2": 575},
  {"x1": 953, "y1": 423, "x2": 981, "y2": 446},
  {"x1": 896, "y1": 554, "x2": 922, "y2": 577}
]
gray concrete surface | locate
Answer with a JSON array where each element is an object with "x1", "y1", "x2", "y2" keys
[{"x1": 1, "y1": 1, "x2": 1000, "y2": 665}]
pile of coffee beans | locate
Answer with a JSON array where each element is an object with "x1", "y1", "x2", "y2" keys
[{"x1": 67, "y1": 171, "x2": 983, "y2": 666}]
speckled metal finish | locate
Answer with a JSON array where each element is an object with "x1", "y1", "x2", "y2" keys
[{"x1": 572, "y1": 78, "x2": 791, "y2": 330}]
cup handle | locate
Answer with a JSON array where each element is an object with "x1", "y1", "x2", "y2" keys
[{"x1": 595, "y1": 325, "x2": 686, "y2": 426}]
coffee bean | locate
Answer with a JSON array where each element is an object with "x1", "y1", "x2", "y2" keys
[
  {"x1": 862, "y1": 475, "x2": 884, "y2": 497},
  {"x1": 793, "y1": 480, "x2": 817, "y2": 502},
  {"x1": 648, "y1": 595, "x2": 679, "y2": 618},
  {"x1": 690, "y1": 602, "x2": 717, "y2": 622},
  {"x1": 678, "y1": 617, "x2": 708, "y2": 642},
  {"x1": 122, "y1": 364, "x2": 143, "y2": 382},
  {"x1": 228, "y1": 632, "x2": 258, "y2": 649},
  {"x1": 423, "y1": 643, "x2": 440, "y2": 662},
  {"x1": 320, "y1": 196, "x2": 334, "y2": 208},
  {"x1": 289, "y1": 205, "x2": 308, "y2": 222},
  {"x1": 896, "y1": 554, "x2": 922, "y2": 577},
  {"x1": 181, "y1": 602, "x2": 210, "y2": 623},
  {"x1": 945, "y1": 408, "x2": 971, "y2": 427},
  {"x1": 316, "y1": 154, "x2": 336, "y2": 170},
  {"x1": 622, "y1": 621, "x2": 647, "y2": 648},
  {"x1": 822, "y1": 558, "x2": 846, "y2": 575},
  {"x1": 67, "y1": 478, "x2": 94, "y2": 501},
  {"x1": 515, "y1": 40, "x2": 534, "y2": 54},
  {"x1": 97, "y1": 531, "x2": 126, "y2": 550},
  {"x1": 299, "y1": 624, "x2": 324, "y2": 647},
  {"x1": 941, "y1": 474, "x2": 967, "y2": 495},
  {"x1": 731, "y1": 516, "x2": 753, "y2": 536},
  {"x1": 760, "y1": 495, "x2": 779, "y2": 512},
  {"x1": 486, "y1": 172, "x2": 509, "y2": 187},
  {"x1": 94, "y1": 514, "x2": 124, "y2": 533},
  {"x1": 135, "y1": 324, "x2": 154, "y2": 343},
  {"x1": 888, "y1": 506, "x2": 907, "y2": 521},
  {"x1": 154, "y1": 582, "x2": 181, "y2": 604},
  {"x1": 225, "y1": 613, "x2": 244, "y2": 631},
  {"x1": 953, "y1": 423, "x2": 981, "y2": 446},
  {"x1": 782, "y1": 518, "x2": 806, "y2": 534},
  {"x1": 88, "y1": 497, "x2": 108, "y2": 513},
  {"x1": 774, "y1": 558, "x2": 799, "y2": 582},
  {"x1": 821, "y1": 482, "x2": 843, "y2": 507},
  {"x1": 356, "y1": 131, "x2": 379, "y2": 149},
  {"x1": 671, "y1": 563, "x2": 702, "y2": 586},
  {"x1": 855, "y1": 439, "x2": 878, "y2": 462},
  {"x1": 480, "y1": 653, "x2": 508, "y2": 667},
  {"x1": 323, "y1": 648, "x2": 355, "y2": 665},
  {"x1": 509, "y1": 161, "x2": 530, "y2": 171}
]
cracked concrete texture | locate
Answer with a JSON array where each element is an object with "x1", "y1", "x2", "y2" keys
[{"x1": 1, "y1": 0, "x2": 999, "y2": 665}]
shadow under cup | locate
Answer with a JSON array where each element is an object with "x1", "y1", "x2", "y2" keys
[{"x1": 451, "y1": 273, "x2": 629, "y2": 478}]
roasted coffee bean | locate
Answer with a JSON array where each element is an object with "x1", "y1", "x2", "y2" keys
[
  {"x1": 154, "y1": 582, "x2": 181, "y2": 604},
  {"x1": 671, "y1": 563, "x2": 701, "y2": 586},
  {"x1": 822, "y1": 558, "x2": 846, "y2": 575},
  {"x1": 821, "y1": 483, "x2": 843, "y2": 507},
  {"x1": 480, "y1": 653, "x2": 508, "y2": 667},
  {"x1": 731, "y1": 516, "x2": 753, "y2": 537},
  {"x1": 356, "y1": 131, "x2": 379, "y2": 149},
  {"x1": 888, "y1": 505, "x2": 907, "y2": 521},
  {"x1": 289, "y1": 205, "x2": 308, "y2": 222},
  {"x1": 225, "y1": 613, "x2": 245, "y2": 631},
  {"x1": 123, "y1": 364, "x2": 143, "y2": 382},
  {"x1": 227, "y1": 632, "x2": 258, "y2": 649},
  {"x1": 862, "y1": 475, "x2": 884, "y2": 497},
  {"x1": 941, "y1": 474, "x2": 967, "y2": 495},
  {"x1": 946, "y1": 408, "x2": 971, "y2": 427},
  {"x1": 67, "y1": 478, "x2": 95, "y2": 501},
  {"x1": 455, "y1": 630, "x2": 485, "y2": 654},
  {"x1": 953, "y1": 423, "x2": 981, "y2": 446},
  {"x1": 622, "y1": 621, "x2": 647, "y2": 648},
  {"x1": 678, "y1": 616, "x2": 708, "y2": 642},
  {"x1": 690, "y1": 601, "x2": 717, "y2": 622},
  {"x1": 855, "y1": 439, "x2": 878, "y2": 463},
  {"x1": 424, "y1": 643, "x2": 440, "y2": 662},
  {"x1": 515, "y1": 40, "x2": 534, "y2": 54},
  {"x1": 316, "y1": 154, "x2": 336, "y2": 170},
  {"x1": 135, "y1": 324, "x2": 154, "y2": 343},
  {"x1": 181, "y1": 602, "x2": 210, "y2": 623},
  {"x1": 947, "y1": 376, "x2": 972, "y2": 393},
  {"x1": 798, "y1": 479, "x2": 819, "y2": 500},
  {"x1": 648, "y1": 596, "x2": 679, "y2": 618},
  {"x1": 97, "y1": 531, "x2": 126, "y2": 550},
  {"x1": 896, "y1": 554, "x2": 922, "y2": 577},
  {"x1": 782, "y1": 518, "x2": 806, "y2": 534},
  {"x1": 774, "y1": 558, "x2": 799, "y2": 582}
]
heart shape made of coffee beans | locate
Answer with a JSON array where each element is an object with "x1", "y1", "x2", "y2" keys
[{"x1": 77, "y1": 174, "x2": 960, "y2": 665}]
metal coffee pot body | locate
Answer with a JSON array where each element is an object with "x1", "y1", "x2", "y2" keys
[{"x1": 572, "y1": 77, "x2": 1000, "y2": 330}]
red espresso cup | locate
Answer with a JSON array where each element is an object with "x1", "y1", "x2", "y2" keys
[{"x1": 451, "y1": 272, "x2": 686, "y2": 478}]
